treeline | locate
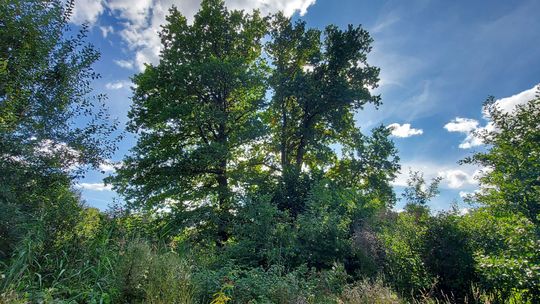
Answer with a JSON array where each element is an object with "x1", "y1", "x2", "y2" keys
[{"x1": 0, "y1": 0, "x2": 539, "y2": 303}]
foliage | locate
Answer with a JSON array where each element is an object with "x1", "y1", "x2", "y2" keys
[
  {"x1": 379, "y1": 210, "x2": 436, "y2": 297},
  {"x1": 461, "y1": 92, "x2": 540, "y2": 301},
  {"x1": 462, "y1": 92, "x2": 540, "y2": 224},
  {"x1": 194, "y1": 264, "x2": 348, "y2": 304},
  {"x1": 0, "y1": 202, "x2": 119, "y2": 303},
  {"x1": 266, "y1": 13, "x2": 383, "y2": 215},
  {"x1": 115, "y1": 240, "x2": 195, "y2": 303},
  {"x1": 402, "y1": 171, "x2": 441, "y2": 209},
  {"x1": 0, "y1": 0, "x2": 116, "y2": 260},
  {"x1": 110, "y1": 0, "x2": 268, "y2": 245},
  {"x1": 423, "y1": 212, "x2": 477, "y2": 301},
  {"x1": 226, "y1": 195, "x2": 297, "y2": 267},
  {"x1": 0, "y1": 0, "x2": 116, "y2": 173},
  {"x1": 462, "y1": 208, "x2": 540, "y2": 301},
  {"x1": 296, "y1": 181, "x2": 358, "y2": 269}
]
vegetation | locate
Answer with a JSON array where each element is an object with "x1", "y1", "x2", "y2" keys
[{"x1": 1, "y1": 0, "x2": 538, "y2": 303}]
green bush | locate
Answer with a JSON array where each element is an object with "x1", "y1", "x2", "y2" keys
[
  {"x1": 194, "y1": 263, "x2": 349, "y2": 303},
  {"x1": 462, "y1": 209, "x2": 540, "y2": 301},
  {"x1": 115, "y1": 240, "x2": 195, "y2": 303},
  {"x1": 423, "y1": 212, "x2": 477, "y2": 301},
  {"x1": 226, "y1": 196, "x2": 297, "y2": 267},
  {"x1": 379, "y1": 211, "x2": 436, "y2": 297}
]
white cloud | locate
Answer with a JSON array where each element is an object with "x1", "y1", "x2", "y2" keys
[
  {"x1": 99, "y1": 163, "x2": 115, "y2": 172},
  {"x1": 99, "y1": 163, "x2": 115, "y2": 173},
  {"x1": 105, "y1": 80, "x2": 131, "y2": 90},
  {"x1": 107, "y1": 0, "x2": 153, "y2": 26},
  {"x1": 388, "y1": 123, "x2": 423, "y2": 138},
  {"x1": 486, "y1": 84, "x2": 538, "y2": 117},
  {"x1": 457, "y1": 131, "x2": 485, "y2": 149},
  {"x1": 76, "y1": 183, "x2": 112, "y2": 191},
  {"x1": 438, "y1": 169, "x2": 476, "y2": 189},
  {"x1": 71, "y1": 0, "x2": 105, "y2": 25},
  {"x1": 444, "y1": 117, "x2": 483, "y2": 148},
  {"x1": 444, "y1": 84, "x2": 539, "y2": 149},
  {"x1": 99, "y1": 25, "x2": 114, "y2": 38},
  {"x1": 393, "y1": 161, "x2": 479, "y2": 190},
  {"x1": 443, "y1": 117, "x2": 479, "y2": 133},
  {"x1": 114, "y1": 59, "x2": 135, "y2": 70},
  {"x1": 34, "y1": 139, "x2": 82, "y2": 171}
]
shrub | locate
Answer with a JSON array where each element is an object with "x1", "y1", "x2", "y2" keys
[
  {"x1": 379, "y1": 211, "x2": 436, "y2": 297},
  {"x1": 227, "y1": 196, "x2": 297, "y2": 268},
  {"x1": 115, "y1": 240, "x2": 195, "y2": 303},
  {"x1": 423, "y1": 212, "x2": 477, "y2": 301},
  {"x1": 193, "y1": 263, "x2": 349, "y2": 303},
  {"x1": 462, "y1": 209, "x2": 540, "y2": 302}
]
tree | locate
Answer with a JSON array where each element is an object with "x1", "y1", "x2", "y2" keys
[
  {"x1": 111, "y1": 0, "x2": 268, "y2": 244},
  {"x1": 461, "y1": 91, "x2": 540, "y2": 301},
  {"x1": 462, "y1": 91, "x2": 540, "y2": 224},
  {"x1": 266, "y1": 14, "x2": 382, "y2": 214},
  {"x1": 0, "y1": 0, "x2": 116, "y2": 258},
  {"x1": 0, "y1": 0, "x2": 116, "y2": 173},
  {"x1": 402, "y1": 170, "x2": 441, "y2": 214}
]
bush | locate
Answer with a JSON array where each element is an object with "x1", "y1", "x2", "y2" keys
[
  {"x1": 379, "y1": 211, "x2": 436, "y2": 297},
  {"x1": 423, "y1": 212, "x2": 477, "y2": 301},
  {"x1": 296, "y1": 182, "x2": 357, "y2": 269},
  {"x1": 226, "y1": 195, "x2": 297, "y2": 267},
  {"x1": 115, "y1": 240, "x2": 195, "y2": 303},
  {"x1": 193, "y1": 263, "x2": 349, "y2": 303},
  {"x1": 462, "y1": 209, "x2": 540, "y2": 302}
]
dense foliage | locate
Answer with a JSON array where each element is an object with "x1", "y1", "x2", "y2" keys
[
  {"x1": 0, "y1": 0, "x2": 116, "y2": 261},
  {"x1": 1, "y1": 0, "x2": 538, "y2": 303}
]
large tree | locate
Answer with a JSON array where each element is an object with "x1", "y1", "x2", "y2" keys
[
  {"x1": 111, "y1": 0, "x2": 268, "y2": 244},
  {"x1": 265, "y1": 15, "x2": 384, "y2": 214}
]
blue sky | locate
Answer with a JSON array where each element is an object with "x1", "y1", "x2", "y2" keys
[{"x1": 69, "y1": 0, "x2": 540, "y2": 212}]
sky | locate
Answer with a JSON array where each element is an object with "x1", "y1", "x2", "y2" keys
[{"x1": 69, "y1": 0, "x2": 540, "y2": 212}]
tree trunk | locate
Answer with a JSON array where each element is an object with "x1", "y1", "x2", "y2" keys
[
  {"x1": 216, "y1": 121, "x2": 229, "y2": 246},
  {"x1": 280, "y1": 98, "x2": 288, "y2": 172}
]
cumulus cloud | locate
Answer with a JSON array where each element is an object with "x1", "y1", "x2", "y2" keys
[
  {"x1": 443, "y1": 117, "x2": 483, "y2": 148},
  {"x1": 438, "y1": 169, "x2": 476, "y2": 189},
  {"x1": 444, "y1": 84, "x2": 539, "y2": 149},
  {"x1": 388, "y1": 123, "x2": 423, "y2": 138},
  {"x1": 458, "y1": 191, "x2": 470, "y2": 198},
  {"x1": 76, "y1": 183, "x2": 112, "y2": 191},
  {"x1": 458, "y1": 207, "x2": 470, "y2": 215},
  {"x1": 105, "y1": 80, "x2": 131, "y2": 90},
  {"x1": 70, "y1": 0, "x2": 317, "y2": 71},
  {"x1": 71, "y1": 0, "x2": 105, "y2": 25},
  {"x1": 487, "y1": 84, "x2": 538, "y2": 116},
  {"x1": 443, "y1": 117, "x2": 479, "y2": 133},
  {"x1": 393, "y1": 161, "x2": 479, "y2": 190}
]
